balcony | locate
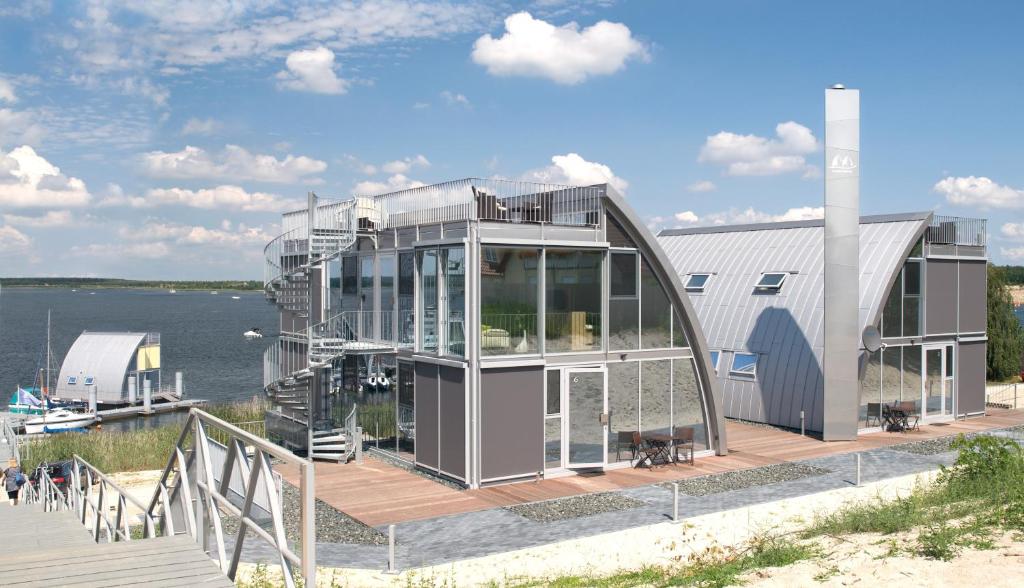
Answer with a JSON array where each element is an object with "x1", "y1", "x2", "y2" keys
[
  {"x1": 309, "y1": 310, "x2": 412, "y2": 361},
  {"x1": 925, "y1": 215, "x2": 987, "y2": 248}
]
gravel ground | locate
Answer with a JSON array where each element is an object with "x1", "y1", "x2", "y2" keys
[
  {"x1": 664, "y1": 462, "x2": 831, "y2": 497},
  {"x1": 505, "y1": 492, "x2": 646, "y2": 522},
  {"x1": 217, "y1": 482, "x2": 386, "y2": 545},
  {"x1": 889, "y1": 435, "x2": 964, "y2": 455}
]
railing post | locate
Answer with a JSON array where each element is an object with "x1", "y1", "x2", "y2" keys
[
  {"x1": 355, "y1": 426, "x2": 363, "y2": 464},
  {"x1": 300, "y1": 461, "x2": 316, "y2": 585},
  {"x1": 387, "y1": 524, "x2": 397, "y2": 573}
]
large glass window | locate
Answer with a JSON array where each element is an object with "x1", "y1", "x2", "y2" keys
[
  {"x1": 397, "y1": 361, "x2": 414, "y2": 457},
  {"x1": 903, "y1": 345, "x2": 922, "y2": 410},
  {"x1": 545, "y1": 249, "x2": 602, "y2": 353},
  {"x1": 672, "y1": 358, "x2": 709, "y2": 450},
  {"x1": 481, "y1": 247, "x2": 539, "y2": 355},
  {"x1": 609, "y1": 252, "x2": 639, "y2": 351},
  {"x1": 545, "y1": 370, "x2": 561, "y2": 469},
  {"x1": 881, "y1": 346, "x2": 902, "y2": 404},
  {"x1": 607, "y1": 361, "x2": 639, "y2": 464},
  {"x1": 640, "y1": 360, "x2": 671, "y2": 435},
  {"x1": 730, "y1": 353, "x2": 758, "y2": 377},
  {"x1": 861, "y1": 349, "x2": 882, "y2": 426},
  {"x1": 443, "y1": 247, "x2": 466, "y2": 357},
  {"x1": 418, "y1": 249, "x2": 438, "y2": 352},
  {"x1": 380, "y1": 255, "x2": 394, "y2": 341},
  {"x1": 882, "y1": 275, "x2": 902, "y2": 338},
  {"x1": 903, "y1": 261, "x2": 921, "y2": 336},
  {"x1": 342, "y1": 256, "x2": 357, "y2": 295},
  {"x1": 398, "y1": 252, "x2": 414, "y2": 346},
  {"x1": 360, "y1": 256, "x2": 375, "y2": 338},
  {"x1": 640, "y1": 258, "x2": 672, "y2": 348}
]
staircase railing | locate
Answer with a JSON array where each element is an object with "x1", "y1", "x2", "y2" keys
[
  {"x1": 71, "y1": 455, "x2": 156, "y2": 541},
  {"x1": 145, "y1": 409, "x2": 316, "y2": 588},
  {"x1": 343, "y1": 405, "x2": 362, "y2": 464},
  {"x1": 27, "y1": 464, "x2": 70, "y2": 513},
  {"x1": 2, "y1": 417, "x2": 19, "y2": 464}
]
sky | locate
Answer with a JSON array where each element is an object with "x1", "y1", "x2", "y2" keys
[{"x1": 0, "y1": 0, "x2": 1022, "y2": 279}]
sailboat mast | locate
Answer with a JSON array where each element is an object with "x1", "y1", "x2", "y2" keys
[{"x1": 45, "y1": 309, "x2": 51, "y2": 411}]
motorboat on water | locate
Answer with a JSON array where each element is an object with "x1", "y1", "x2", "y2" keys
[
  {"x1": 8, "y1": 387, "x2": 44, "y2": 415},
  {"x1": 24, "y1": 408, "x2": 99, "y2": 435},
  {"x1": 243, "y1": 327, "x2": 263, "y2": 339},
  {"x1": 169, "y1": 289, "x2": 177, "y2": 294},
  {"x1": 231, "y1": 295, "x2": 241, "y2": 300}
]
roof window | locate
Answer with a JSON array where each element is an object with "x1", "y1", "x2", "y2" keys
[
  {"x1": 754, "y1": 272, "x2": 787, "y2": 292},
  {"x1": 730, "y1": 352, "x2": 758, "y2": 378},
  {"x1": 685, "y1": 273, "x2": 711, "y2": 293}
]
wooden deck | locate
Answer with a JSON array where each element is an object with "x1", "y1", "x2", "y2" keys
[
  {"x1": 288, "y1": 409, "x2": 1024, "y2": 527},
  {"x1": 0, "y1": 503, "x2": 232, "y2": 587}
]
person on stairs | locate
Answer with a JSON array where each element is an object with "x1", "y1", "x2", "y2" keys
[{"x1": 2, "y1": 458, "x2": 25, "y2": 506}]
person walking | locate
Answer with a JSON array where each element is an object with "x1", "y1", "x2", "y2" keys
[{"x1": 2, "y1": 457, "x2": 24, "y2": 505}]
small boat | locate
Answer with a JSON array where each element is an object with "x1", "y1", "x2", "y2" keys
[
  {"x1": 231, "y1": 295, "x2": 241, "y2": 300},
  {"x1": 211, "y1": 290, "x2": 218, "y2": 295},
  {"x1": 24, "y1": 408, "x2": 98, "y2": 435},
  {"x1": 8, "y1": 387, "x2": 44, "y2": 415},
  {"x1": 169, "y1": 289, "x2": 177, "y2": 294},
  {"x1": 243, "y1": 327, "x2": 263, "y2": 339}
]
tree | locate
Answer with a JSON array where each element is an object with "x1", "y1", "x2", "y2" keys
[{"x1": 987, "y1": 264, "x2": 1024, "y2": 381}]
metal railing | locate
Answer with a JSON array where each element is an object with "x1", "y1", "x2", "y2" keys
[
  {"x1": 2, "y1": 417, "x2": 19, "y2": 465},
  {"x1": 27, "y1": 464, "x2": 70, "y2": 513},
  {"x1": 926, "y1": 215, "x2": 987, "y2": 247},
  {"x1": 145, "y1": 409, "x2": 316, "y2": 587},
  {"x1": 72, "y1": 455, "x2": 157, "y2": 541},
  {"x1": 343, "y1": 405, "x2": 362, "y2": 464},
  {"x1": 266, "y1": 196, "x2": 357, "y2": 292},
  {"x1": 986, "y1": 382, "x2": 1022, "y2": 409},
  {"x1": 309, "y1": 310, "x2": 404, "y2": 356}
]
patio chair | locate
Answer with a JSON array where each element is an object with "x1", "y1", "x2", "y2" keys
[
  {"x1": 672, "y1": 427, "x2": 695, "y2": 465},
  {"x1": 616, "y1": 430, "x2": 639, "y2": 463},
  {"x1": 897, "y1": 401, "x2": 920, "y2": 431},
  {"x1": 865, "y1": 402, "x2": 883, "y2": 428},
  {"x1": 632, "y1": 431, "x2": 659, "y2": 468}
]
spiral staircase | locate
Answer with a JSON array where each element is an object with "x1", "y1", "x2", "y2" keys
[{"x1": 262, "y1": 195, "x2": 361, "y2": 461}]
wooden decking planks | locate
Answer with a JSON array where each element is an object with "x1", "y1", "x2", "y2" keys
[
  {"x1": 0, "y1": 504, "x2": 233, "y2": 587},
  {"x1": 289, "y1": 409, "x2": 1024, "y2": 527}
]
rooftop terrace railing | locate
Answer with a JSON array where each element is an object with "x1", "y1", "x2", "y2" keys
[{"x1": 925, "y1": 215, "x2": 987, "y2": 247}]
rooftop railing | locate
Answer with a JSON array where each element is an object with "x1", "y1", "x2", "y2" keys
[{"x1": 926, "y1": 215, "x2": 987, "y2": 247}]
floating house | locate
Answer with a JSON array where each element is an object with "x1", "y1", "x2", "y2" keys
[
  {"x1": 262, "y1": 180, "x2": 726, "y2": 488},
  {"x1": 656, "y1": 212, "x2": 987, "y2": 436},
  {"x1": 56, "y1": 331, "x2": 162, "y2": 404}
]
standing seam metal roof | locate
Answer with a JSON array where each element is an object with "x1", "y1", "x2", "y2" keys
[
  {"x1": 656, "y1": 215, "x2": 929, "y2": 431},
  {"x1": 56, "y1": 332, "x2": 147, "y2": 402}
]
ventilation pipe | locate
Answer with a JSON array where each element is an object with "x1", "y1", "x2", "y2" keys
[{"x1": 823, "y1": 84, "x2": 860, "y2": 441}]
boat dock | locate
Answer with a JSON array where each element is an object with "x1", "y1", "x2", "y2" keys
[{"x1": 96, "y1": 397, "x2": 207, "y2": 422}]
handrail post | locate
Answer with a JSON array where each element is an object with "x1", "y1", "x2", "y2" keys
[
  {"x1": 300, "y1": 461, "x2": 316, "y2": 585},
  {"x1": 355, "y1": 426, "x2": 363, "y2": 464}
]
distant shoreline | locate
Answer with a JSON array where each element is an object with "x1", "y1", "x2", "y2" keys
[{"x1": 0, "y1": 279, "x2": 262, "y2": 292}]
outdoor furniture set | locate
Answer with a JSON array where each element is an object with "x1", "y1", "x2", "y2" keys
[
  {"x1": 866, "y1": 401, "x2": 921, "y2": 432},
  {"x1": 625, "y1": 427, "x2": 696, "y2": 468}
]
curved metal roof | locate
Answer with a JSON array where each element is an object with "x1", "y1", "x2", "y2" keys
[
  {"x1": 656, "y1": 213, "x2": 930, "y2": 432},
  {"x1": 56, "y1": 332, "x2": 147, "y2": 402}
]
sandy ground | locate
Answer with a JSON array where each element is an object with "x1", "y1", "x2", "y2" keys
[
  {"x1": 105, "y1": 469, "x2": 163, "y2": 520},
  {"x1": 747, "y1": 531, "x2": 1024, "y2": 588}
]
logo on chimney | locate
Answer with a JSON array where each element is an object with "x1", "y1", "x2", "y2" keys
[{"x1": 829, "y1": 154, "x2": 857, "y2": 174}]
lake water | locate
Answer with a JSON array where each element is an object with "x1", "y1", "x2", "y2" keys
[{"x1": 0, "y1": 287, "x2": 277, "y2": 429}]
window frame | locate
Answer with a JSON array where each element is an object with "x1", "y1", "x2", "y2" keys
[
  {"x1": 609, "y1": 251, "x2": 638, "y2": 298},
  {"x1": 83, "y1": 376, "x2": 95, "y2": 386},
  {"x1": 684, "y1": 273, "x2": 712, "y2": 293},
  {"x1": 754, "y1": 272, "x2": 788, "y2": 292},
  {"x1": 709, "y1": 351, "x2": 721, "y2": 374},
  {"x1": 67, "y1": 376, "x2": 77, "y2": 385},
  {"x1": 729, "y1": 352, "x2": 758, "y2": 379}
]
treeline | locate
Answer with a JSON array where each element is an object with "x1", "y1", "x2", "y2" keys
[
  {"x1": 0, "y1": 277, "x2": 262, "y2": 291},
  {"x1": 994, "y1": 265, "x2": 1024, "y2": 285},
  {"x1": 988, "y1": 264, "x2": 1024, "y2": 380}
]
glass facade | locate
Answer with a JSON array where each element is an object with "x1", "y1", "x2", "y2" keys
[
  {"x1": 609, "y1": 251, "x2": 639, "y2": 351},
  {"x1": 380, "y1": 254, "x2": 394, "y2": 341},
  {"x1": 480, "y1": 247, "x2": 539, "y2": 356},
  {"x1": 672, "y1": 358, "x2": 709, "y2": 450},
  {"x1": 545, "y1": 249, "x2": 603, "y2": 353},
  {"x1": 881, "y1": 260, "x2": 923, "y2": 338},
  {"x1": 443, "y1": 248, "x2": 466, "y2": 357},
  {"x1": 640, "y1": 258, "x2": 672, "y2": 348},
  {"x1": 418, "y1": 249, "x2": 438, "y2": 352},
  {"x1": 640, "y1": 360, "x2": 672, "y2": 435},
  {"x1": 398, "y1": 252, "x2": 414, "y2": 346},
  {"x1": 607, "y1": 361, "x2": 639, "y2": 464},
  {"x1": 397, "y1": 361, "x2": 414, "y2": 457}
]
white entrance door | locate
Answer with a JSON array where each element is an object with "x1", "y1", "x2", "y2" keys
[
  {"x1": 923, "y1": 345, "x2": 954, "y2": 418},
  {"x1": 564, "y1": 368, "x2": 607, "y2": 469}
]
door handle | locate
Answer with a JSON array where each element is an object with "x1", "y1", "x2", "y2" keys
[{"x1": 599, "y1": 413, "x2": 609, "y2": 425}]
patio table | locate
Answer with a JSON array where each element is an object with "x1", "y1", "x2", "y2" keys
[{"x1": 641, "y1": 433, "x2": 675, "y2": 467}]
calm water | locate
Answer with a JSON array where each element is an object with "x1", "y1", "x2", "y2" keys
[{"x1": 0, "y1": 287, "x2": 277, "y2": 429}]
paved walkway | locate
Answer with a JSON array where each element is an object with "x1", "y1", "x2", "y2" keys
[
  {"x1": 0, "y1": 503, "x2": 232, "y2": 587},
  {"x1": 256, "y1": 410, "x2": 1024, "y2": 571}
]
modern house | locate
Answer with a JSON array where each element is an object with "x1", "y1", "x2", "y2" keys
[
  {"x1": 262, "y1": 179, "x2": 726, "y2": 488},
  {"x1": 55, "y1": 331, "x2": 163, "y2": 404},
  {"x1": 656, "y1": 212, "x2": 988, "y2": 436}
]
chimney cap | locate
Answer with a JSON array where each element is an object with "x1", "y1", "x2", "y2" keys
[{"x1": 830, "y1": 83, "x2": 846, "y2": 90}]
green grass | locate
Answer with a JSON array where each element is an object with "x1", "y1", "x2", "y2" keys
[{"x1": 19, "y1": 397, "x2": 270, "y2": 473}]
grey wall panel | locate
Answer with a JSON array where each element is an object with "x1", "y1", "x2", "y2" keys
[
  {"x1": 958, "y1": 261, "x2": 987, "y2": 333},
  {"x1": 439, "y1": 365, "x2": 466, "y2": 480},
  {"x1": 657, "y1": 217, "x2": 928, "y2": 432},
  {"x1": 414, "y1": 362, "x2": 439, "y2": 470},
  {"x1": 926, "y1": 260, "x2": 958, "y2": 335},
  {"x1": 958, "y1": 341, "x2": 986, "y2": 415},
  {"x1": 480, "y1": 366, "x2": 543, "y2": 481}
]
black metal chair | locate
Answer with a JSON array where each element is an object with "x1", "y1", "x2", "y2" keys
[
  {"x1": 866, "y1": 402, "x2": 883, "y2": 428},
  {"x1": 616, "y1": 430, "x2": 639, "y2": 463},
  {"x1": 672, "y1": 427, "x2": 695, "y2": 465},
  {"x1": 632, "y1": 431, "x2": 659, "y2": 468}
]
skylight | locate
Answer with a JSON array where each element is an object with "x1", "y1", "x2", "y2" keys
[
  {"x1": 730, "y1": 353, "x2": 758, "y2": 378},
  {"x1": 67, "y1": 376, "x2": 77, "y2": 385},
  {"x1": 685, "y1": 273, "x2": 711, "y2": 293},
  {"x1": 709, "y1": 350, "x2": 721, "y2": 374},
  {"x1": 84, "y1": 376, "x2": 95, "y2": 386},
  {"x1": 754, "y1": 272, "x2": 788, "y2": 292}
]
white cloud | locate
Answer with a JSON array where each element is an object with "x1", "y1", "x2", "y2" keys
[
  {"x1": 2, "y1": 210, "x2": 75, "y2": 228},
  {"x1": 381, "y1": 155, "x2": 430, "y2": 174},
  {"x1": 933, "y1": 176, "x2": 1024, "y2": 209},
  {"x1": 523, "y1": 153, "x2": 628, "y2": 193},
  {"x1": 144, "y1": 185, "x2": 300, "y2": 212},
  {"x1": 687, "y1": 180, "x2": 716, "y2": 193},
  {"x1": 118, "y1": 220, "x2": 272, "y2": 248},
  {"x1": 70, "y1": 242, "x2": 171, "y2": 259},
  {"x1": 0, "y1": 108, "x2": 45, "y2": 146},
  {"x1": 181, "y1": 117, "x2": 220, "y2": 135},
  {"x1": 440, "y1": 90, "x2": 470, "y2": 107},
  {"x1": 1002, "y1": 222, "x2": 1024, "y2": 240},
  {"x1": 276, "y1": 47, "x2": 349, "y2": 95},
  {"x1": 674, "y1": 210, "x2": 699, "y2": 224},
  {"x1": 698, "y1": 121, "x2": 819, "y2": 177},
  {"x1": 0, "y1": 145, "x2": 91, "y2": 208},
  {"x1": 656, "y1": 205, "x2": 825, "y2": 230},
  {"x1": 354, "y1": 174, "x2": 426, "y2": 195},
  {"x1": 0, "y1": 78, "x2": 16, "y2": 103},
  {"x1": 0, "y1": 224, "x2": 31, "y2": 255},
  {"x1": 1000, "y1": 247, "x2": 1024, "y2": 261},
  {"x1": 471, "y1": 12, "x2": 648, "y2": 84},
  {"x1": 96, "y1": 183, "x2": 150, "y2": 208},
  {"x1": 141, "y1": 145, "x2": 326, "y2": 183}
]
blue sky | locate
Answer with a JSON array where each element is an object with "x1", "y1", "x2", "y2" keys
[{"x1": 1, "y1": 0, "x2": 1022, "y2": 279}]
